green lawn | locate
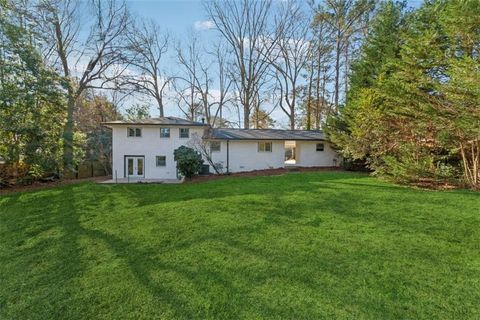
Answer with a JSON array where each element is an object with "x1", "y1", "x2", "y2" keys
[{"x1": 1, "y1": 172, "x2": 479, "y2": 319}]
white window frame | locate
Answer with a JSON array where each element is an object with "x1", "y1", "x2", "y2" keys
[
  {"x1": 160, "y1": 127, "x2": 170, "y2": 138},
  {"x1": 127, "y1": 127, "x2": 142, "y2": 137},
  {"x1": 179, "y1": 128, "x2": 189, "y2": 138},
  {"x1": 316, "y1": 143, "x2": 325, "y2": 152},
  {"x1": 156, "y1": 155, "x2": 166, "y2": 167},
  {"x1": 258, "y1": 141, "x2": 272, "y2": 152}
]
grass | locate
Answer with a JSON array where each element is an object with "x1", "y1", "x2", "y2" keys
[{"x1": 0, "y1": 171, "x2": 479, "y2": 319}]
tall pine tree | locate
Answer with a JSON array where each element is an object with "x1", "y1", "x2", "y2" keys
[{"x1": 327, "y1": 0, "x2": 480, "y2": 189}]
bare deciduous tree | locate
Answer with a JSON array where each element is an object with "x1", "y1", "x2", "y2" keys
[
  {"x1": 205, "y1": 0, "x2": 280, "y2": 128},
  {"x1": 210, "y1": 43, "x2": 233, "y2": 127},
  {"x1": 174, "y1": 34, "x2": 232, "y2": 126},
  {"x1": 172, "y1": 34, "x2": 204, "y2": 121},
  {"x1": 188, "y1": 132, "x2": 224, "y2": 174},
  {"x1": 124, "y1": 19, "x2": 171, "y2": 117},
  {"x1": 268, "y1": 1, "x2": 311, "y2": 129},
  {"x1": 35, "y1": 0, "x2": 129, "y2": 170}
]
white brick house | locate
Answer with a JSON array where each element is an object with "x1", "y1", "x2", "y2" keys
[{"x1": 103, "y1": 117, "x2": 340, "y2": 180}]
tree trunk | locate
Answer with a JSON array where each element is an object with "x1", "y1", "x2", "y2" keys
[
  {"x1": 63, "y1": 92, "x2": 75, "y2": 172},
  {"x1": 460, "y1": 139, "x2": 480, "y2": 190},
  {"x1": 334, "y1": 32, "x2": 341, "y2": 111},
  {"x1": 306, "y1": 58, "x2": 314, "y2": 130},
  {"x1": 290, "y1": 93, "x2": 296, "y2": 130},
  {"x1": 344, "y1": 38, "x2": 350, "y2": 105},
  {"x1": 316, "y1": 61, "x2": 322, "y2": 130},
  {"x1": 155, "y1": 94, "x2": 164, "y2": 117},
  {"x1": 243, "y1": 94, "x2": 250, "y2": 129},
  {"x1": 290, "y1": 112, "x2": 295, "y2": 130}
]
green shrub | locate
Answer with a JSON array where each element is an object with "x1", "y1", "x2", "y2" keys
[{"x1": 173, "y1": 146, "x2": 203, "y2": 179}]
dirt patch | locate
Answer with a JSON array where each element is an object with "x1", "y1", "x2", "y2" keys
[
  {"x1": 187, "y1": 167, "x2": 343, "y2": 183},
  {"x1": 410, "y1": 178, "x2": 464, "y2": 191},
  {"x1": 0, "y1": 176, "x2": 111, "y2": 195}
]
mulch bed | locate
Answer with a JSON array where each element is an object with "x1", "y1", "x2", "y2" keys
[
  {"x1": 410, "y1": 178, "x2": 464, "y2": 190},
  {"x1": 0, "y1": 176, "x2": 111, "y2": 195},
  {"x1": 187, "y1": 167, "x2": 344, "y2": 183},
  {"x1": 0, "y1": 168, "x2": 342, "y2": 194}
]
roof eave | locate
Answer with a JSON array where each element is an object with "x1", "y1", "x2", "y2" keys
[
  {"x1": 208, "y1": 137, "x2": 327, "y2": 141},
  {"x1": 101, "y1": 122, "x2": 208, "y2": 127}
]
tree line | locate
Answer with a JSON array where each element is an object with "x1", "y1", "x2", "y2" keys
[
  {"x1": 327, "y1": 0, "x2": 479, "y2": 189},
  {"x1": 1, "y1": 0, "x2": 477, "y2": 189},
  {"x1": 1, "y1": 0, "x2": 374, "y2": 183}
]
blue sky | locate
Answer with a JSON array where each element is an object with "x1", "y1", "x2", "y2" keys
[
  {"x1": 123, "y1": 0, "x2": 424, "y2": 126},
  {"x1": 128, "y1": 0, "x2": 423, "y2": 29},
  {"x1": 128, "y1": 0, "x2": 212, "y2": 35}
]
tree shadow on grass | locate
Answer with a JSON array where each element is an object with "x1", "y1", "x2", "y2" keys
[
  {"x1": 105, "y1": 172, "x2": 370, "y2": 209},
  {"x1": 3, "y1": 173, "x2": 476, "y2": 318},
  {"x1": 0, "y1": 189, "x2": 88, "y2": 319},
  {"x1": 48, "y1": 182, "x2": 363, "y2": 318},
  {"x1": 1, "y1": 184, "x2": 201, "y2": 318}
]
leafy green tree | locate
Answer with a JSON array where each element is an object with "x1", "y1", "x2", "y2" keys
[
  {"x1": 0, "y1": 1, "x2": 65, "y2": 182},
  {"x1": 125, "y1": 103, "x2": 151, "y2": 120},
  {"x1": 328, "y1": 0, "x2": 480, "y2": 189},
  {"x1": 250, "y1": 108, "x2": 276, "y2": 129},
  {"x1": 424, "y1": 0, "x2": 480, "y2": 188},
  {"x1": 173, "y1": 146, "x2": 203, "y2": 179},
  {"x1": 32, "y1": 0, "x2": 129, "y2": 172},
  {"x1": 348, "y1": 1, "x2": 406, "y2": 97},
  {"x1": 327, "y1": 0, "x2": 407, "y2": 168},
  {"x1": 75, "y1": 94, "x2": 119, "y2": 174},
  {"x1": 297, "y1": 97, "x2": 330, "y2": 130},
  {"x1": 371, "y1": 0, "x2": 480, "y2": 188}
]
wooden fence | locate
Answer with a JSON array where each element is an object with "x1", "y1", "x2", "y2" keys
[{"x1": 63, "y1": 161, "x2": 110, "y2": 179}]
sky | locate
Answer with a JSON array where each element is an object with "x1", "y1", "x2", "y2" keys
[
  {"x1": 122, "y1": 0, "x2": 424, "y2": 127},
  {"x1": 128, "y1": 0, "x2": 210, "y2": 35}
]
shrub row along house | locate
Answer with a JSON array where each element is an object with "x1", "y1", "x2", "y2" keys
[{"x1": 103, "y1": 117, "x2": 340, "y2": 180}]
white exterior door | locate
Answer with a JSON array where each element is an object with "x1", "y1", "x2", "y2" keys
[{"x1": 126, "y1": 156, "x2": 144, "y2": 178}]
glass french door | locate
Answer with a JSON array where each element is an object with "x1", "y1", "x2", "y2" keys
[{"x1": 126, "y1": 156, "x2": 144, "y2": 178}]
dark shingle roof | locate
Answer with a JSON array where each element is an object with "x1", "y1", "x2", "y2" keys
[
  {"x1": 208, "y1": 128, "x2": 325, "y2": 141},
  {"x1": 103, "y1": 117, "x2": 207, "y2": 126}
]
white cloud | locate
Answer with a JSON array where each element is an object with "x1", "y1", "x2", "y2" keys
[{"x1": 193, "y1": 20, "x2": 215, "y2": 31}]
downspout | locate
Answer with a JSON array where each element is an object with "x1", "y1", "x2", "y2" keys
[{"x1": 226, "y1": 140, "x2": 230, "y2": 174}]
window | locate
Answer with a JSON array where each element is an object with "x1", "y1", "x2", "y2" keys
[
  {"x1": 210, "y1": 141, "x2": 221, "y2": 152},
  {"x1": 160, "y1": 127, "x2": 170, "y2": 138},
  {"x1": 258, "y1": 142, "x2": 272, "y2": 152},
  {"x1": 127, "y1": 127, "x2": 142, "y2": 137},
  {"x1": 156, "y1": 156, "x2": 166, "y2": 167},
  {"x1": 179, "y1": 128, "x2": 189, "y2": 138},
  {"x1": 316, "y1": 143, "x2": 325, "y2": 151}
]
